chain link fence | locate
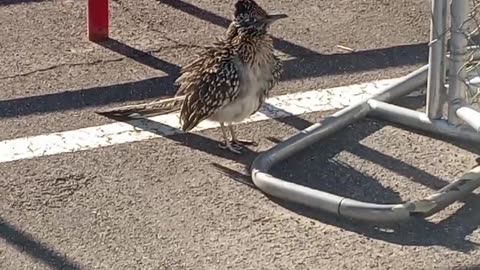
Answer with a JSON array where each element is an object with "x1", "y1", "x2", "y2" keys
[
  {"x1": 461, "y1": 0, "x2": 480, "y2": 105},
  {"x1": 426, "y1": 0, "x2": 480, "y2": 127},
  {"x1": 442, "y1": 0, "x2": 480, "y2": 106}
]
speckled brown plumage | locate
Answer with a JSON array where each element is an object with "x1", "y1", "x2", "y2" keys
[{"x1": 97, "y1": 0, "x2": 287, "y2": 154}]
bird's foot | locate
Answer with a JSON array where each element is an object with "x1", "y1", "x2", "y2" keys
[
  {"x1": 231, "y1": 139, "x2": 258, "y2": 147},
  {"x1": 218, "y1": 142, "x2": 243, "y2": 154}
]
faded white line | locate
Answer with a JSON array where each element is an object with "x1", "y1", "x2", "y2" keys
[{"x1": 0, "y1": 78, "x2": 404, "y2": 163}]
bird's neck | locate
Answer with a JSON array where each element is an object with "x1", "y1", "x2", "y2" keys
[{"x1": 234, "y1": 34, "x2": 274, "y2": 66}]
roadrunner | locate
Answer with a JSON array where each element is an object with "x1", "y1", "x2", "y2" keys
[{"x1": 97, "y1": 0, "x2": 287, "y2": 154}]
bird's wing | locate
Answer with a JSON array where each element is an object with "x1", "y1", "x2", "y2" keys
[
  {"x1": 174, "y1": 42, "x2": 233, "y2": 96},
  {"x1": 253, "y1": 55, "x2": 283, "y2": 114},
  {"x1": 264, "y1": 55, "x2": 283, "y2": 97},
  {"x1": 178, "y1": 58, "x2": 241, "y2": 132}
]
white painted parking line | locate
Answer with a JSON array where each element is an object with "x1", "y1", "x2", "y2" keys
[{"x1": 0, "y1": 78, "x2": 404, "y2": 163}]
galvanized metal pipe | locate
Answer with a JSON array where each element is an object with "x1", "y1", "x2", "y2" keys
[
  {"x1": 422, "y1": 165, "x2": 480, "y2": 217},
  {"x1": 251, "y1": 65, "x2": 429, "y2": 223},
  {"x1": 456, "y1": 105, "x2": 480, "y2": 132},
  {"x1": 368, "y1": 100, "x2": 480, "y2": 144},
  {"x1": 426, "y1": 0, "x2": 448, "y2": 119},
  {"x1": 448, "y1": 0, "x2": 470, "y2": 125},
  {"x1": 250, "y1": 1, "x2": 480, "y2": 224}
]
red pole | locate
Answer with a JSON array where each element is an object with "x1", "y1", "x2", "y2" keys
[{"x1": 87, "y1": 0, "x2": 109, "y2": 42}]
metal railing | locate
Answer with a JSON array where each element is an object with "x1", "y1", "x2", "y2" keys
[{"x1": 251, "y1": 0, "x2": 480, "y2": 223}]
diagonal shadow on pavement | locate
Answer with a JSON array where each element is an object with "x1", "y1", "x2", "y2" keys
[
  {"x1": 157, "y1": 0, "x2": 429, "y2": 81},
  {"x1": 97, "y1": 38, "x2": 181, "y2": 75},
  {"x1": 212, "y1": 96, "x2": 480, "y2": 252},
  {"x1": 0, "y1": 0, "x2": 45, "y2": 6},
  {"x1": 0, "y1": 217, "x2": 83, "y2": 270},
  {"x1": 0, "y1": 1, "x2": 428, "y2": 118}
]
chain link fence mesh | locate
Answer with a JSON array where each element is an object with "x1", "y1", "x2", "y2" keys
[{"x1": 450, "y1": 0, "x2": 480, "y2": 105}]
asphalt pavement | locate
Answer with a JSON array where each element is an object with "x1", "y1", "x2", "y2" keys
[{"x1": 1, "y1": 0, "x2": 479, "y2": 270}]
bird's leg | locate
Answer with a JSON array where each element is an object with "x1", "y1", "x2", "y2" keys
[
  {"x1": 228, "y1": 124, "x2": 257, "y2": 146},
  {"x1": 218, "y1": 122, "x2": 243, "y2": 154}
]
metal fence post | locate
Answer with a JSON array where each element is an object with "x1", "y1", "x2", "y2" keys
[
  {"x1": 426, "y1": 0, "x2": 448, "y2": 119},
  {"x1": 448, "y1": 0, "x2": 470, "y2": 125}
]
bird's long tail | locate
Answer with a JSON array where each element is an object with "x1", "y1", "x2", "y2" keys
[{"x1": 96, "y1": 96, "x2": 185, "y2": 119}]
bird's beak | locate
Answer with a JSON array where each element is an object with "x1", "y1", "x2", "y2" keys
[{"x1": 266, "y1": 13, "x2": 288, "y2": 23}]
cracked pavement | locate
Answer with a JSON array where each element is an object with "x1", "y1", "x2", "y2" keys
[{"x1": 1, "y1": 0, "x2": 480, "y2": 270}]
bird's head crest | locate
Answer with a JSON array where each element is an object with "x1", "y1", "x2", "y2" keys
[
  {"x1": 233, "y1": 0, "x2": 287, "y2": 28},
  {"x1": 234, "y1": 0, "x2": 268, "y2": 23}
]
